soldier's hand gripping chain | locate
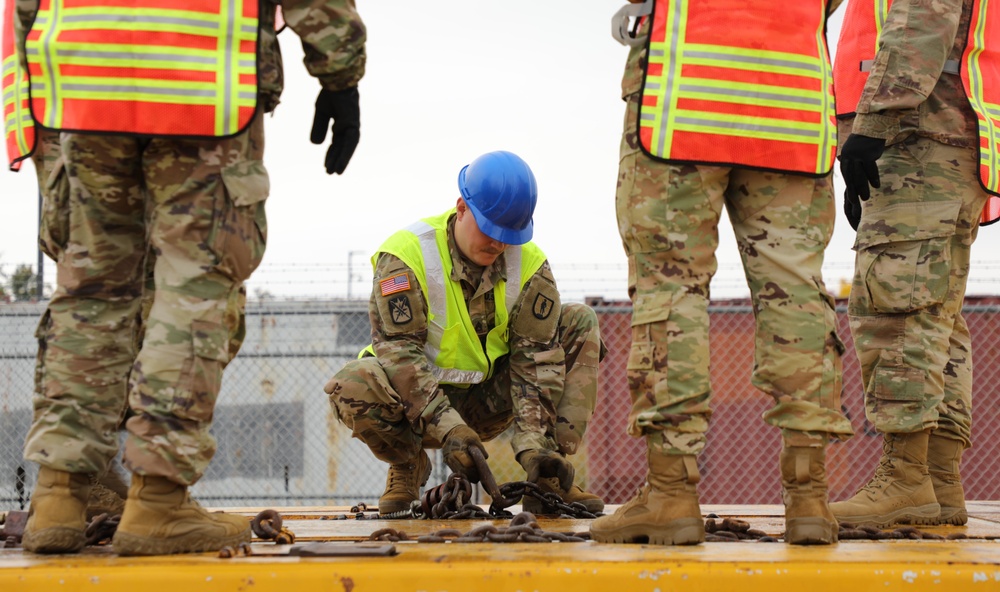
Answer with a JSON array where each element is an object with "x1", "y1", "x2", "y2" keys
[
  {"x1": 442, "y1": 424, "x2": 488, "y2": 483},
  {"x1": 518, "y1": 449, "x2": 575, "y2": 493},
  {"x1": 839, "y1": 133, "x2": 887, "y2": 230},
  {"x1": 310, "y1": 87, "x2": 361, "y2": 175}
]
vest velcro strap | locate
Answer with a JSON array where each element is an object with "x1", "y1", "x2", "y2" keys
[
  {"x1": 860, "y1": 59, "x2": 959, "y2": 75},
  {"x1": 429, "y1": 364, "x2": 485, "y2": 386}
]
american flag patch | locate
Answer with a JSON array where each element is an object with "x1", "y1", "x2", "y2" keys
[{"x1": 380, "y1": 273, "x2": 411, "y2": 296}]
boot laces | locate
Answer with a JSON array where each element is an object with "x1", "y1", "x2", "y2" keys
[
  {"x1": 859, "y1": 441, "x2": 897, "y2": 495},
  {"x1": 616, "y1": 485, "x2": 651, "y2": 514},
  {"x1": 387, "y1": 462, "x2": 419, "y2": 491}
]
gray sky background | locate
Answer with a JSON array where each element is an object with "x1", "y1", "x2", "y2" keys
[{"x1": 3, "y1": 2, "x2": 1000, "y2": 302}]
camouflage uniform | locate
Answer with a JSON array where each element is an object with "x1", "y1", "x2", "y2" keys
[
  {"x1": 33, "y1": 131, "x2": 247, "y2": 406},
  {"x1": 617, "y1": 6, "x2": 854, "y2": 454},
  {"x1": 842, "y1": 0, "x2": 984, "y2": 447},
  {"x1": 325, "y1": 214, "x2": 603, "y2": 464},
  {"x1": 22, "y1": 0, "x2": 365, "y2": 486}
]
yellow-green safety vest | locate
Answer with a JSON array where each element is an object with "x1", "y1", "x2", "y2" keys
[{"x1": 364, "y1": 209, "x2": 547, "y2": 387}]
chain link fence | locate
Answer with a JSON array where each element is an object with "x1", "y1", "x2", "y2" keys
[{"x1": 2, "y1": 296, "x2": 999, "y2": 509}]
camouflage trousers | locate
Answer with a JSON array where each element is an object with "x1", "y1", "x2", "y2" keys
[
  {"x1": 849, "y1": 137, "x2": 986, "y2": 447},
  {"x1": 35, "y1": 130, "x2": 248, "y2": 373},
  {"x1": 24, "y1": 116, "x2": 267, "y2": 485},
  {"x1": 33, "y1": 130, "x2": 69, "y2": 262},
  {"x1": 327, "y1": 303, "x2": 602, "y2": 465},
  {"x1": 616, "y1": 94, "x2": 854, "y2": 455}
]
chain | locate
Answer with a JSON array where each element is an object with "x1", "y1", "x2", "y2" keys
[
  {"x1": 499, "y1": 481, "x2": 599, "y2": 519},
  {"x1": 700, "y1": 514, "x2": 968, "y2": 543},
  {"x1": 218, "y1": 542, "x2": 253, "y2": 558},
  {"x1": 704, "y1": 517, "x2": 774, "y2": 542},
  {"x1": 366, "y1": 511, "x2": 590, "y2": 543},
  {"x1": 376, "y1": 474, "x2": 600, "y2": 520},
  {"x1": 84, "y1": 512, "x2": 121, "y2": 546},
  {"x1": 251, "y1": 509, "x2": 296, "y2": 544},
  {"x1": 837, "y1": 523, "x2": 967, "y2": 541},
  {"x1": 251, "y1": 509, "x2": 282, "y2": 538},
  {"x1": 420, "y1": 474, "x2": 475, "y2": 518}
]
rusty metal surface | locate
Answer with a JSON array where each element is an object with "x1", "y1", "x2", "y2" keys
[{"x1": 0, "y1": 511, "x2": 27, "y2": 545}]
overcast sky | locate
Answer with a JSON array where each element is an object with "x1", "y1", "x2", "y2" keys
[{"x1": 3, "y1": 2, "x2": 1000, "y2": 302}]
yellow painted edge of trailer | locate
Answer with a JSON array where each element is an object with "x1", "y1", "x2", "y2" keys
[{"x1": 3, "y1": 541, "x2": 1000, "y2": 592}]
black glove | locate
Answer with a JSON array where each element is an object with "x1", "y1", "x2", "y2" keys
[
  {"x1": 844, "y1": 188, "x2": 863, "y2": 231},
  {"x1": 839, "y1": 134, "x2": 886, "y2": 230},
  {"x1": 310, "y1": 87, "x2": 360, "y2": 175},
  {"x1": 442, "y1": 424, "x2": 487, "y2": 483},
  {"x1": 518, "y1": 449, "x2": 575, "y2": 492}
]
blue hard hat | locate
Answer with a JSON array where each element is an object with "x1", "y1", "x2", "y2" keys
[{"x1": 457, "y1": 151, "x2": 537, "y2": 245}]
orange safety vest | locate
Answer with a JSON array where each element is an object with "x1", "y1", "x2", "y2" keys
[
  {"x1": 637, "y1": 0, "x2": 837, "y2": 176},
  {"x1": 834, "y1": 0, "x2": 1000, "y2": 225},
  {"x1": 964, "y1": 0, "x2": 1000, "y2": 221},
  {"x1": 3, "y1": 0, "x2": 35, "y2": 171},
  {"x1": 25, "y1": 0, "x2": 260, "y2": 139}
]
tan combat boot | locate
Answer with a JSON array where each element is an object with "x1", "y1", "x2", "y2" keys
[
  {"x1": 780, "y1": 445, "x2": 838, "y2": 545},
  {"x1": 927, "y1": 433, "x2": 967, "y2": 526},
  {"x1": 522, "y1": 477, "x2": 605, "y2": 514},
  {"x1": 112, "y1": 475, "x2": 250, "y2": 556},
  {"x1": 590, "y1": 451, "x2": 704, "y2": 545},
  {"x1": 378, "y1": 449, "x2": 431, "y2": 515},
  {"x1": 86, "y1": 468, "x2": 129, "y2": 519},
  {"x1": 830, "y1": 430, "x2": 940, "y2": 527},
  {"x1": 21, "y1": 467, "x2": 91, "y2": 554}
]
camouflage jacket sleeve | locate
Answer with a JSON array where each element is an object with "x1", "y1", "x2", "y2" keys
[
  {"x1": 851, "y1": 0, "x2": 964, "y2": 140},
  {"x1": 369, "y1": 254, "x2": 463, "y2": 438},
  {"x1": 507, "y1": 261, "x2": 563, "y2": 455},
  {"x1": 13, "y1": 0, "x2": 36, "y2": 70},
  {"x1": 281, "y1": 0, "x2": 366, "y2": 90}
]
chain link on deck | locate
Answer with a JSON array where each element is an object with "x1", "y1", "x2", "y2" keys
[
  {"x1": 837, "y1": 523, "x2": 968, "y2": 541},
  {"x1": 498, "y1": 481, "x2": 599, "y2": 519},
  {"x1": 375, "y1": 474, "x2": 599, "y2": 520},
  {"x1": 368, "y1": 511, "x2": 590, "y2": 543},
  {"x1": 700, "y1": 513, "x2": 970, "y2": 542},
  {"x1": 251, "y1": 509, "x2": 296, "y2": 544},
  {"x1": 84, "y1": 513, "x2": 121, "y2": 546}
]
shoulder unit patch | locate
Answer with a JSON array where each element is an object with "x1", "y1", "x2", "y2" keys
[
  {"x1": 389, "y1": 295, "x2": 413, "y2": 325},
  {"x1": 532, "y1": 293, "x2": 555, "y2": 320}
]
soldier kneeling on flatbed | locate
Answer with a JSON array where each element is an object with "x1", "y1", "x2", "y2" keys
[{"x1": 325, "y1": 151, "x2": 605, "y2": 515}]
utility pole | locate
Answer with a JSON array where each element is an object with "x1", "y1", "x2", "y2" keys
[{"x1": 346, "y1": 250, "x2": 366, "y2": 300}]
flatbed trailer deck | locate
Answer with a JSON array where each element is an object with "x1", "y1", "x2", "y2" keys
[{"x1": 2, "y1": 502, "x2": 998, "y2": 591}]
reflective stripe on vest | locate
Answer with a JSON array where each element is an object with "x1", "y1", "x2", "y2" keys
[
  {"x1": 638, "y1": 0, "x2": 836, "y2": 176},
  {"x1": 962, "y1": 0, "x2": 1000, "y2": 222},
  {"x1": 3, "y1": 0, "x2": 34, "y2": 171},
  {"x1": 25, "y1": 0, "x2": 260, "y2": 138},
  {"x1": 364, "y1": 209, "x2": 547, "y2": 387},
  {"x1": 835, "y1": 0, "x2": 1000, "y2": 224}
]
